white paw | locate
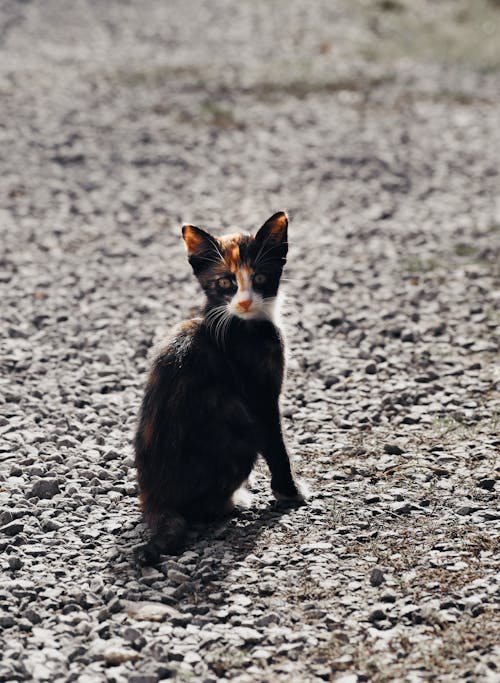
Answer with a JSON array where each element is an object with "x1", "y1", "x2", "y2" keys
[
  {"x1": 296, "y1": 478, "x2": 312, "y2": 499},
  {"x1": 232, "y1": 486, "x2": 253, "y2": 509}
]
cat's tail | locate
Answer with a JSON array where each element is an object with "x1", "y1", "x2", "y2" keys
[{"x1": 137, "y1": 508, "x2": 188, "y2": 565}]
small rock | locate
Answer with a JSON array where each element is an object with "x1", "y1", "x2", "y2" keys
[
  {"x1": 390, "y1": 502, "x2": 413, "y2": 515},
  {"x1": 365, "y1": 363, "x2": 377, "y2": 374},
  {"x1": 0, "y1": 616, "x2": 15, "y2": 628},
  {"x1": 166, "y1": 569, "x2": 190, "y2": 585},
  {"x1": 140, "y1": 567, "x2": 163, "y2": 585},
  {"x1": 401, "y1": 330, "x2": 417, "y2": 343},
  {"x1": 383, "y1": 443, "x2": 404, "y2": 456},
  {"x1": 123, "y1": 627, "x2": 142, "y2": 643},
  {"x1": 8, "y1": 556, "x2": 23, "y2": 570},
  {"x1": 370, "y1": 568, "x2": 385, "y2": 587},
  {"x1": 369, "y1": 608, "x2": 387, "y2": 622},
  {"x1": 457, "y1": 506, "x2": 479, "y2": 516},
  {"x1": 381, "y1": 592, "x2": 397, "y2": 603},
  {"x1": 23, "y1": 609, "x2": 42, "y2": 624},
  {"x1": 415, "y1": 372, "x2": 439, "y2": 383},
  {"x1": 477, "y1": 479, "x2": 496, "y2": 491},
  {"x1": 1, "y1": 522, "x2": 24, "y2": 537},
  {"x1": 124, "y1": 601, "x2": 180, "y2": 622},
  {"x1": 233, "y1": 626, "x2": 263, "y2": 644},
  {"x1": 255, "y1": 613, "x2": 280, "y2": 627},
  {"x1": 28, "y1": 479, "x2": 60, "y2": 500},
  {"x1": 480, "y1": 509, "x2": 500, "y2": 521},
  {"x1": 324, "y1": 375, "x2": 340, "y2": 388},
  {"x1": 102, "y1": 646, "x2": 140, "y2": 665}
]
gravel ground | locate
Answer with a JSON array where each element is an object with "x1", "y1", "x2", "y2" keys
[{"x1": 1, "y1": 1, "x2": 499, "y2": 681}]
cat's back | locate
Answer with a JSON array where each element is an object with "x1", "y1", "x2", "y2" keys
[{"x1": 150, "y1": 317, "x2": 216, "y2": 388}]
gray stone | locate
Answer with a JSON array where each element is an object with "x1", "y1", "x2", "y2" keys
[
  {"x1": 28, "y1": 479, "x2": 60, "y2": 500},
  {"x1": 383, "y1": 443, "x2": 404, "y2": 456},
  {"x1": 370, "y1": 568, "x2": 385, "y2": 587},
  {"x1": 1, "y1": 522, "x2": 24, "y2": 537}
]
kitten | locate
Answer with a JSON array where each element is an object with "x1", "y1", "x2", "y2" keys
[{"x1": 134, "y1": 211, "x2": 303, "y2": 559}]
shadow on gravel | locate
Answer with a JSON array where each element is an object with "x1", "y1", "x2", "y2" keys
[{"x1": 112, "y1": 501, "x2": 300, "y2": 595}]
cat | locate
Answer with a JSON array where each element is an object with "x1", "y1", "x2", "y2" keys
[{"x1": 134, "y1": 211, "x2": 304, "y2": 560}]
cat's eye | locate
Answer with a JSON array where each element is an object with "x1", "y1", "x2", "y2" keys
[
  {"x1": 253, "y1": 273, "x2": 267, "y2": 285},
  {"x1": 217, "y1": 277, "x2": 234, "y2": 290}
]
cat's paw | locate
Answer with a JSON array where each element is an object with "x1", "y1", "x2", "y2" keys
[
  {"x1": 134, "y1": 540, "x2": 162, "y2": 566},
  {"x1": 272, "y1": 478, "x2": 310, "y2": 506},
  {"x1": 232, "y1": 485, "x2": 253, "y2": 510}
]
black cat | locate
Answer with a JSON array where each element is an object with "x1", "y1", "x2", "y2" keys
[{"x1": 135, "y1": 211, "x2": 303, "y2": 558}]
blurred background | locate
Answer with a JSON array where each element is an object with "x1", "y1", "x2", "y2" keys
[{"x1": 2, "y1": 0, "x2": 499, "y2": 238}]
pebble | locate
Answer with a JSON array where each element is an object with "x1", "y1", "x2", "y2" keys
[
  {"x1": 383, "y1": 443, "x2": 404, "y2": 456},
  {"x1": 124, "y1": 601, "x2": 180, "y2": 622},
  {"x1": 477, "y1": 479, "x2": 496, "y2": 491},
  {"x1": 1, "y1": 522, "x2": 24, "y2": 537},
  {"x1": 7, "y1": 556, "x2": 23, "y2": 570},
  {"x1": 166, "y1": 569, "x2": 191, "y2": 585},
  {"x1": 369, "y1": 568, "x2": 385, "y2": 587},
  {"x1": 28, "y1": 479, "x2": 60, "y2": 500}
]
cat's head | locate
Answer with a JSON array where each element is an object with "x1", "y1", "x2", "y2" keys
[{"x1": 182, "y1": 211, "x2": 288, "y2": 322}]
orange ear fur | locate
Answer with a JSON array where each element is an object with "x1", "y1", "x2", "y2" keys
[
  {"x1": 182, "y1": 225, "x2": 212, "y2": 256},
  {"x1": 255, "y1": 211, "x2": 288, "y2": 243},
  {"x1": 268, "y1": 211, "x2": 288, "y2": 238}
]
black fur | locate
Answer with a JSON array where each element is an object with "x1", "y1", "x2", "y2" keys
[{"x1": 134, "y1": 212, "x2": 301, "y2": 560}]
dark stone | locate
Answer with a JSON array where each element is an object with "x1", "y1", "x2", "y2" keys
[
  {"x1": 369, "y1": 608, "x2": 387, "y2": 622},
  {"x1": 457, "y1": 506, "x2": 480, "y2": 516},
  {"x1": 8, "y1": 556, "x2": 23, "y2": 571},
  {"x1": 370, "y1": 568, "x2": 385, "y2": 587},
  {"x1": 477, "y1": 479, "x2": 495, "y2": 491},
  {"x1": 22, "y1": 609, "x2": 42, "y2": 624},
  {"x1": 365, "y1": 363, "x2": 377, "y2": 374},
  {"x1": 392, "y1": 503, "x2": 413, "y2": 515},
  {"x1": 0, "y1": 616, "x2": 15, "y2": 628},
  {"x1": 381, "y1": 592, "x2": 397, "y2": 603},
  {"x1": 324, "y1": 376, "x2": 340, "y2": 388},
  {"x1": 383, "y1": 443, "x2": 404, "y2": 455},
  {"x1": 1, "y1": 522, "x2": 24, "y2": 537},
  {"x1": 28, "y1": 479, "x2": 60, "y2": 500},
  {"x1": 415, "y1": 372, "x2": 439, "y2": 383}
]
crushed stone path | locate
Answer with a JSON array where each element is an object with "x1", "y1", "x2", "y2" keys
[{"x1": 0, "y1": 1, "x2": 499, "y2": 681}]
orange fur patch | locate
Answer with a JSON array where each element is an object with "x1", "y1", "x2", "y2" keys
[
  {"x1": 182, "y1": 225, "x2": 206, "y2": 255},
  {"x1": 235, "y1": 264, "x2": 251, "y2": 291},
  {"x1": 269, "y1": 211, "x2": 288, "y2": 237},
  {"x1": 219, "y1": 234, "x2": 242, "y2": 273}
]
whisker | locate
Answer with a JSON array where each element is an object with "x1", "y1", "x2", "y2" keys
[
  {"x1": 222, "y1": 312, "x2": 232, "y2": 347},
  {"x1": 212, "y1": 240, "x2": 225, "y2": 263},
  {"x1": 215, "y1": 310, "x2": 230, "y2": 349},
  {"x1": 254, "y1": 241, "x2": 288, "y2": 266},
  {"x1": 193, "y1": 254, "x2": 224, "y2": 266}
]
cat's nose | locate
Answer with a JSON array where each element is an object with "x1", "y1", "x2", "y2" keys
[{"x1": 238, "y1": 299, "x2": 252, "y2": 312}]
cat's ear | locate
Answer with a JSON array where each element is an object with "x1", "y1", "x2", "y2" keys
[
  {"x1": 182, "y1": 225, "x2": 216, "y2": 256},
  {"x1": 182, "y1": 224, "x2": 221, "y2": 272},
  {"x1": 254, "y1": 211, "x2": 288, "y2": 261}
]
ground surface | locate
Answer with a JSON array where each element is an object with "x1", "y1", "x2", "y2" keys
[{"x1": 0, "y1": 1, "x2": 499, "y2": 682}]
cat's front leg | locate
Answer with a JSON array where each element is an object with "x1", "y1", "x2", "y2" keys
[{"x1": 258, "y1": 403, "x2": 305, "y2": 504}]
